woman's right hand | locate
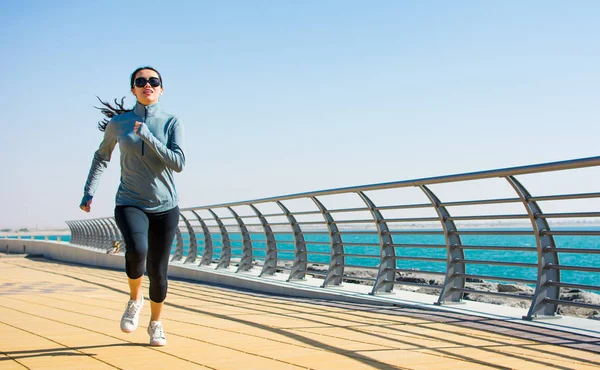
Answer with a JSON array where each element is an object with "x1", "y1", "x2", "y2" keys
[{"x1": 80, "y1": 199, "x2": 92, "y2": 213}]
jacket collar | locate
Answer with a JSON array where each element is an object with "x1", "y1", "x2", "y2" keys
[{"x1": 133, "y1": 101, "x2": 160, "y2": 118}]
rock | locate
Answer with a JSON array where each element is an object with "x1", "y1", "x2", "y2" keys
[
  {"x1": 498, "y1": 284, "x2": 524, "y2": 293},
  {"x1": 396, "y1": 276, "x2": 429, "y2": 284},
  {"x1": 497, "y1": 284, "x2": 534, "y2": 295},
  {"x1": 306, "y1": 265, "x2": 327, "y2": 273},
  {"x1": 560, "y1": 290, "x2": 600, "y2": 305},
  {"x1": 466, "y1": 277, "x2": 485, "y2": 283},
  {"x1": 415, "y1": 287, "x2": 441, "y2": 295},
  {"x1": 463, "y1": 282, "x2": 497, "y2": 292},
  {"x1": 344, "y1": 278, "x2": 363, "y2": 285},
  {"x1": 557, "y1": 290, "x2": 600, "y2": 318},
  {"x1": 395, "y1": 272, "x2": 444, "y2": 286}
]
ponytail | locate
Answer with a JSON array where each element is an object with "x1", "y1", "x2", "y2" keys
[{"x1": 95, "y1": 96, "x2": 132, "y2": 132}]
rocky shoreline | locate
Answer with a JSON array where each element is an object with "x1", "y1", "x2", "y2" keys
[{"x1": 298, "y1": 264, "x2": 600, "y2": 320}]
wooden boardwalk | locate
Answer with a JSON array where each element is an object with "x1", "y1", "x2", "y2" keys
[{"x1": 1, "y1": 256, "x2": 599, "y2": 369}]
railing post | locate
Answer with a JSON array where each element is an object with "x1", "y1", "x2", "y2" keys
[
  {"x1": 312, "y1": 196, "x2": 344, "y2": 287},
  {"x1": 228, "y1": 207, "x2": 253, "y2": 272},
  {"x1": 277, "y1": 201, "x2": 307, "y2": 281},
  {"x1": 192, "y1": 210, "x2": 213, "y2": 266},
  {"x1": 171, "y1": 223, "x2": 184, "y2": 262},
  {"x1": 180, "y1": 213, "x2": 198, "y2": 264},
  {"x1": 91, "y1": 219, "x2": 105, "y2": 249},
  {"x1": 249, "y1": 204, "x2": 278, "y2": 276},
  {"x1": 209, "y1": 209, "x2": 231, "y2": 269},
  {"x1": 108, "y1": 218, "x2": 124, "y2": 246},
  {"x1": 103, "y1": 218, "x2": 115, "y2": 244},
  {"x1": 83, "y1": 220, "x2": 95, "y2": 247},
  {"x1": 357, "y1": 191, "x2": 396, "y2": 294},
  {"x1": 76, "y1": 220, "x2": 86, "y2": 245},
  {"x1": 96, "y1": 218, "x2": 107, "y2": 250},
  {"x1": 65, "y1": 221, "x2": 79, "y2": 244},
  {"x1": 81, "y1": 220, "x2": 93, "y2": 247},
  {"x1": 89, "y1": 219, "x2": 102, "y2": 248},
  {"x1": 506, "y1": 176, "x2": 560, "y2": 319},
  {"x1": 74, "y1": 220, "x2": 85, "y2": 245},
  {"x1": 420, "y1": 185, "x2": 466, "y2": 304},
  {"x1": 66, "y1": 221, "x2": 76, "y2": 244},
  {"x1": 99, "y1": 218, "x2": 114, "y2": 251}
]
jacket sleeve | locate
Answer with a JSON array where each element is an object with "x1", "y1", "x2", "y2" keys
[
  {"x1": 80, "y1": 122, "x2": 118, "y2": 206},
  {"x1": 136, "y1": 117, "x2": 186, "y2": 173}
]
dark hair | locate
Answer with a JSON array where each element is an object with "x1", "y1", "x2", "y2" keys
[
  {"x1": 96, "y1": 66, "x2": 163, "y2": 132},
  {"x1": 95, "y1": 96, "x2": 132, "y2": 131}
]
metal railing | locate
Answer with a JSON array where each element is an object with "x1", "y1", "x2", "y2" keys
[
  {"x1": 66, "y1": 156, "x2": 600, "y2": 320},
  {"x1": 0, "y1": 234, "x2": 65, "y2": 242}
]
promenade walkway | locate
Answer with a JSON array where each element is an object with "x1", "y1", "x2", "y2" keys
[{"x1": 1, "y1": 255, "x2": 599, "y2": 369}]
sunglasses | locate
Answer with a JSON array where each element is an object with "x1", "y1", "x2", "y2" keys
[{"x1": 134, "y1": 77, "x2": 161, "y2": 88}]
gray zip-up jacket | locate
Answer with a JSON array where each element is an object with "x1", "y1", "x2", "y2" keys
[{"x1": 80, "y1": 101, "x2": 185, "y2": 212}]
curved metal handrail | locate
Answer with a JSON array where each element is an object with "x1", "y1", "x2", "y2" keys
[
  {"x1": 180, "y1": 156, "x2": 600, "y2": 210},
  {"x1": 65, "y1": 156, "x2": 600, "y2": 320}
]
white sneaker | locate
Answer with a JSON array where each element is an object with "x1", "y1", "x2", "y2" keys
[
  {"x1": 120, "y1": 296, "x2": 144, "y2": 333},
  {"x1": 148, "y1": 320, "x2": 167, "y2": 346}
]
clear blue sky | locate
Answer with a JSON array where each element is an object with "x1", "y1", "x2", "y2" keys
[{"x1": 1, "y1": 0, "x2": 599, "y2": 229}]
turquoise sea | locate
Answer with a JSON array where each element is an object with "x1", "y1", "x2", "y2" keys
[
  {"x1": 176, "y1": 227, "x2": 600, "y2": 287},
  {"x1": 6, "y1": 228, "x2": 600, "y2": 287}
]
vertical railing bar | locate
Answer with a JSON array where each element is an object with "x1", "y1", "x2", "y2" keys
[
  {"x1": 357, "y1": 191, "x2": 396, "y2": 294},
  {"x1": 420, "y1": 185, "x2": 466, "y2": 305},
  {"x1": 506, "y1": 176, "x2": 560, "y2": 320},
  {"x1": 192, "y1": 210, "x2": 213, "y2": 266},
  {"x1": 228, "y1": 207, "x2": 253, "y2": 272},
  {"x1": 98, "y1": 218, "x2": 113, "y2": 252},
  {"x1": 86, "y1": 220, "x2": 97, "y2": 248},
  {"x1": 109, "y1": 217, "x2": 124, "y2": 245},
  {"x1": 68, "y1": 221, "x2": 77, "y2": 244},
  {"x1": 276, "y1": 201, "x2": 307, "y2": 281},
  {"x1": 102, "y1": 218, "x2": 118, "y2": 248},
  {"x1": 312, "y1": 196, "x2": 344, "y2": 287},
  {"x1": 106, "y1": 217, "x2": 123, "y2": 252},
  {"x1": 82, "y1": 220, "x2": 94, "y2": 248},
  {"x1": 171, "y1": 220, "x2": 184, "y2": 262},
  {"x1": 249, "y1": 204, "x2": 278, "y2": 276},
  {"x1": 78, "y1": 220, "x2": 89, "y2": 246},
  {"x1": 65, "y1": 221, "x2": 76, "y2": 244},
  {"x1": 180, "y1": 212, "x2": 198, "y2": 264},
  {"x1": 91, "y1": 219, "x2": 104, "y2": 249},
  {"x1": 89, "y1": 219, "x2": 101, "y2": 249},
  {"x1": 209, "y1": 209, "x2": 231, "y2": 269},
  {"x1": 75, "y1": 220, "x2": 85, "y2": 245}
]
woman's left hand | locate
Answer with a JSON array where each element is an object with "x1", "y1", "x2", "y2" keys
[{"x1": 134, "y1": 121, "x2": 143, "y2": 135}]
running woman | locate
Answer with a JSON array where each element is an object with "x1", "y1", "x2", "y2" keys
[{"x1": 80, "y1": 66, "x2": 185, "y2": 346}]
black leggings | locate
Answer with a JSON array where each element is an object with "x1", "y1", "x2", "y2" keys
[{"x1": 114, "y1": 205, "x2": 180, "y2": 303}]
